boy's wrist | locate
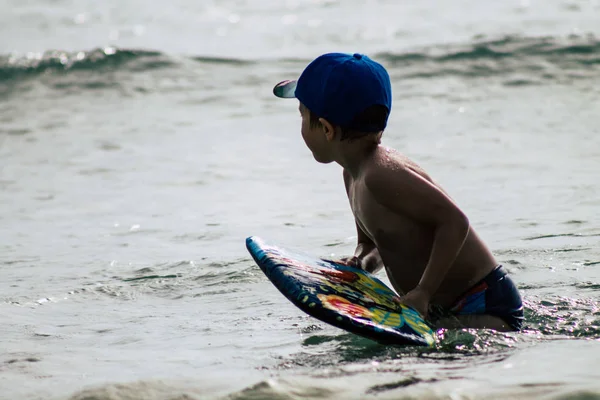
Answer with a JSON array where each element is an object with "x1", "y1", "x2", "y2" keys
[{"x1": 414, "y1": 283, "x2": 434, "y2": 298}]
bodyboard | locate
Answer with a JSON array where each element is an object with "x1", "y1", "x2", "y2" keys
[{"x1": 246, "y1": 236, "x2": 435, "y2": 347}]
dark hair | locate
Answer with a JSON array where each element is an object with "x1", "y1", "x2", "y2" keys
[{"x1": 308, "y1": 105, "x2": 389, "y2": 141}]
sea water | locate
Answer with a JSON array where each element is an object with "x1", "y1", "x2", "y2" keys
[{"x1": 1, "y1": 0, "x2": 599, "y2": 399}]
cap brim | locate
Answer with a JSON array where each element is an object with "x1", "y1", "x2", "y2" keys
[{"x1": 273, "y1": 80, "x2": 297, "y2": 98}]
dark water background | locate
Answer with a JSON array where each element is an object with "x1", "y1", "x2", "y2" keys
[{"x1": 1, "y1": 0, "x2": 599, "y2": 399}]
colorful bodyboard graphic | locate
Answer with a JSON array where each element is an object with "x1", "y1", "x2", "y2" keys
[{"x1": 246, "y1": 236, "x2": 435, "y2": 347}]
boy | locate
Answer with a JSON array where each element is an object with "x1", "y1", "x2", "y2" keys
[{"x1": 273, "y1": 52, "x2": 523, "y2": 331}]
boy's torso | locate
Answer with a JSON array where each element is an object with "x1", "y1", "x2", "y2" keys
[{"x1": 345, "y1": 147, "x2": 498, "y2": 307}]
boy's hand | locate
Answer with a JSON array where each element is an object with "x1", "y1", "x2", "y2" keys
[
  {"x1": 396, "y1": 286, "x2": 430, "y2": 318},
  {"x1": 323, "y1": 256, "x2": 362, "y2": 269}
]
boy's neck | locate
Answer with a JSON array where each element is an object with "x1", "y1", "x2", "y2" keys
[{"x1": 333, "y1": 136, "x2": 381, "y2": 178}]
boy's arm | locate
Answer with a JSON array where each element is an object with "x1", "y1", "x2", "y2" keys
[
  {"x1": 343, "y1": 169, "x2": 384, "y2": 274},
  {"x1": 351, "y1": 222, "x2": 384, "y2": 274},
  {"x1": 365, "y1": 165, "x2": 470, "y2": 315}
]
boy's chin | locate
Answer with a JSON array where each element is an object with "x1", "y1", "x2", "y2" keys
[{"x1": 312, "y1": 153, "x2": 333, "y2": 164}]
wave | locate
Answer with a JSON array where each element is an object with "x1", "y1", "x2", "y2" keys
[
  {"x1": 380, "y1": 34, "x2": 600, "y2": 63},
  {"x1": 0, "y1": 48, "x2": 260, "y2": 83},
  {"x1": 1, "y1": 34, "x2": 599, "y2": 86},
  {"x1": 0, "y1": 48, "x2": 173, "y2": 82},
  {"x1": 378, "y1": 34, "x2": 600, "y2": 81}
]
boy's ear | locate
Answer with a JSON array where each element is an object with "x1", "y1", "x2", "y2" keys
[{"x1": 318, "y1": 118, "x2": 336, "y2": 141}]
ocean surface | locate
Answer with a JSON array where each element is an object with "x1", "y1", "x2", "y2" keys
[{"x1": 1, "y1": 0, "x2": 600, "y2": 399}]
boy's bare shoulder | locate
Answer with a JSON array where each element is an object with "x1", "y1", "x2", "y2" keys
[
  {"x1": 365, "y1": 146, "x2": 433, "y2": 183},
  {"x1": 362, "y1": 146, "x2": 462, "y2": 223}
]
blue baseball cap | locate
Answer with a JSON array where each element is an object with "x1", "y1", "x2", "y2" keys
[{"x1": 273, "y1": 53, "x2": 392, "y2": 132}]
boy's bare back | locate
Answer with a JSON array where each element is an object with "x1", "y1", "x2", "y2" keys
[{"x1": 343, "y1": 145, "x2": 498, "y2": 308}]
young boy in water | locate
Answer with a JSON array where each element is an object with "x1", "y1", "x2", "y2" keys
[{"x1": 273, "y1": 53, "x2": 523, "y2": 331}]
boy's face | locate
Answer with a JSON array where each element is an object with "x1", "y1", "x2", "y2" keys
[{"x1": 299, "y1": 103, "x2": 333, "y2": 164}]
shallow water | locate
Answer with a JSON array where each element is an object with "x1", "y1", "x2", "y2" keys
[{"x1": 1, "y1": 0, "x2": 600, "y2": 399}]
